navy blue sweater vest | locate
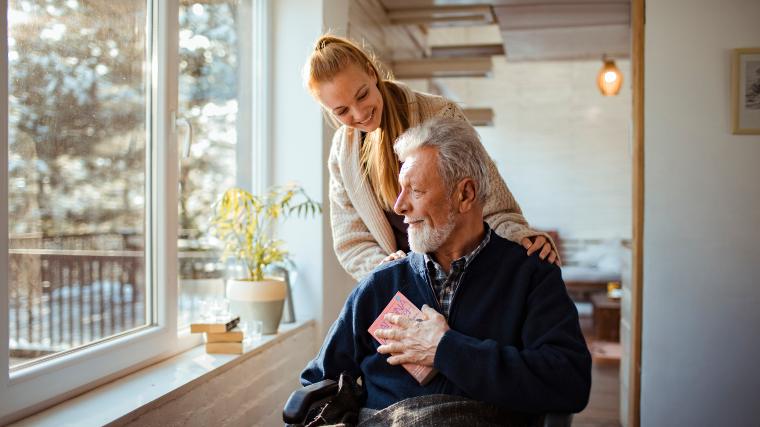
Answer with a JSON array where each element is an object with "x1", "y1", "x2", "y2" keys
[{"x1": 301, "y1": 234, "x2": 591, "y2": 414}]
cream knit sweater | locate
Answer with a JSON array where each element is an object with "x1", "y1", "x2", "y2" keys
[{"x1": 328, "y1": 83, "x2": 556, "y2": 280}]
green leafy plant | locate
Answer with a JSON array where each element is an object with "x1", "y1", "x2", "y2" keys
[{"x1": 209, "y1": 184, "x2": 321, "y2": 281}]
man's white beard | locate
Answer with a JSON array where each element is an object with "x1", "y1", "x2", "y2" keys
[{"x1": 408, "y1": 209, "x2": 456, "y2": 254}]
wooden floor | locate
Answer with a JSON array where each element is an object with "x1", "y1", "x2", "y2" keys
[{"x1": 573, "y1": 315, "x2": 621, "y2": 427}]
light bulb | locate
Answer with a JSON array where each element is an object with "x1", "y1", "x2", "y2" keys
[{"x1": 597, "y1": 57, "x2": 623, "y2": 96}]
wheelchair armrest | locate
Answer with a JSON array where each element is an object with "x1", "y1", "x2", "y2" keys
[
  {"x1": 283, "y1": 379, "x2": 339, "y2": 425},
  {"x1": 543, "y1": 413, "x2": 573, "y2": 427}
]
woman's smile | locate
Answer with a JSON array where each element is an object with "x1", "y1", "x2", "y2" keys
[{"x1": 356, "y1": 108, "x2": 375, "y2": 125}]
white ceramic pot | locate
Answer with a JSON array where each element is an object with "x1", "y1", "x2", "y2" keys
[{"x1": 226, "y1": 278, "x2": 286, "y2": 335}]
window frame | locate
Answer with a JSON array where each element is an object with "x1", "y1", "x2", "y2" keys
[
  {"x1": 0, "y1": 0, "x2": 181, "y2": 422},
  {"x1": 1, "y1": 0, "x2": 271, "y2": 420},
  {"x1": 238, "y1": 0, "x2": 272, "y2": 195}
]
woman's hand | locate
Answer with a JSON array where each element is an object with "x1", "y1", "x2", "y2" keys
[
  {"x1": 380, "y1": 250, "x2": 407, "y2": 265},
  {"x1": 521, "y1": 236, "x2": 560, "y2": 265}
]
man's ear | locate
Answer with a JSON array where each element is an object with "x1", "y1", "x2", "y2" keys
[{"x1": 456, "y1": 178, "x2": 478, "y2": 213}]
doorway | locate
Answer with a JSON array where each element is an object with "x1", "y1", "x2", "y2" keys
[{"x1": 348, "y1": 1, "x2": 644, "y2": 425}]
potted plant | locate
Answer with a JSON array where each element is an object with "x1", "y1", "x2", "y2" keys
[{"x1": 209, "y1": 184, "x2": 321, "y2": 334}]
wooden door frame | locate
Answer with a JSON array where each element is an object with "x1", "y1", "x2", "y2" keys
[{"x1": 630, "y1": 0, "x2": 644, "y2": 426}]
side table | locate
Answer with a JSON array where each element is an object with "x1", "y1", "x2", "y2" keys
[{"x1": 590, "y1": 292, "x2": 621, "y2": 342}]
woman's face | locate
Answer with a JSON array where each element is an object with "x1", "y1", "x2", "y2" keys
[{"x1": 313, "y1": 63, "x2": 384, "y2": 132}]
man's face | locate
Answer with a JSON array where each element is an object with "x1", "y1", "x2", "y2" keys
[{"x1": 393, "y1": 147, "x2": 457, "y2": 254}]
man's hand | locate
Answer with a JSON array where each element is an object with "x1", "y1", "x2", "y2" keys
[
  {"x1": 375, "y1": 305, "x2": 449, "y2": 367},
  {"x1": 521, "y1": 236, "x2": 560, "y2": 265}
]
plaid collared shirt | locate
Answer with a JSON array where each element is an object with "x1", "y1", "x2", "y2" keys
[{"x1": 423, "y1": 225, "x2": 492, "y2": 319}]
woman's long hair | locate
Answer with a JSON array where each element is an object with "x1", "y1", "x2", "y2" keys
[{"x1": 305, "y1": 35, "x2": 409, "y2": 211}]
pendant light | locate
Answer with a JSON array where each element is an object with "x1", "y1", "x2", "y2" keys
[{"x1": 597, "y1": 55, "x2": 623, "y2": 96}]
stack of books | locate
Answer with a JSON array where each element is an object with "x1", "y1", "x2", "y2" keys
[{"x1": 190, "y1": 315, "x2": 244, "y2": 354}]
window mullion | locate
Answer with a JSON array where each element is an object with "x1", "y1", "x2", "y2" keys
[
  {"x1": 1, "y1": 0, "x2": 11, "y2": 407},
  {"x1": 238, "y1": 0, "x2": 271, "y2": 195},
  {"x1": 154, "y1": 0, "x2": 180, "y2": 332}
]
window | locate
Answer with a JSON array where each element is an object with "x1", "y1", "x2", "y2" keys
[
  {"x1": 1, "y1": 0, "x2": 269, "y2": 421},
  {"x1": 7, "y1": 0, "x2": 151, "y2": 370},
  {"x1": 177, "y1": 0, "x2": 240, "y2": 326}
]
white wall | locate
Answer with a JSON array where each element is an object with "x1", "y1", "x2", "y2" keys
[
  {"x1": 271, "y1": 0, "x2": 355, "y2": 341},
  {"x1": 440, "y1": 58, "x2": 632, "y2": 239},
  {"x1": 643, "y1": 0, "x2": 760, "y2": 425},
  {"x1": 271, "y1": 0, "x2": 324, "y2": 330}
]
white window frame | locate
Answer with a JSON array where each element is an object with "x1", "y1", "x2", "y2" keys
[
  {"x1": 0, "y1": 0, "x2": 271, "y2": 421},
  {"x1": 238, "y1": 0, "x2": 272, "y2": 195},
  {"x1": 0, "y1": 0, "x2": 181, "y2": 422},
  {"x1": 173, "y1": 0, "x2": 271, "y2": 329}
]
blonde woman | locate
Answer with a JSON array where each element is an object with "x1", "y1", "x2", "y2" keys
[{"x1": 304, "y1": 35, "x2": 558, "y2": 281}]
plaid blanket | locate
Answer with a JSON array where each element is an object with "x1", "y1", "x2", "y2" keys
[
  {"x1": 307, "y1": 373, "x2": 543, "y2": 427},
  {"x1": 357, "y1": 394, "x2": 542, "y2": 427},
  {"x1": 305, "y1": 373, "x2": 542, "y2": 427}
]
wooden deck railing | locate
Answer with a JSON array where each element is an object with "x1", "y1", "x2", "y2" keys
[{"x1": 8, "y1": 249, "x2": 145, "y2": 356}]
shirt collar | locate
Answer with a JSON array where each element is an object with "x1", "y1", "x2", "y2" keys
[{"x1": 423, "y1": 223, "x2": 492, "y2": 275}]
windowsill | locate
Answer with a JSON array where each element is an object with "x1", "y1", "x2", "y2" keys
[{"x1": 9, "y1": 319, "x2": 315, "y2": 427}]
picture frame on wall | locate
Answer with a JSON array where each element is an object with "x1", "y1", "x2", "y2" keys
[{"x1": 732, "y1": 48, "x2": 760, "y2": 134}]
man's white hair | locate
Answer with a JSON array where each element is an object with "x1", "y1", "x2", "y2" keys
[{"x1": 394, "y1": 117, "x2": 491, "y2": 203}]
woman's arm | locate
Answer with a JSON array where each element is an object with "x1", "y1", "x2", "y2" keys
[{"x1": 328, "y1": 130, "x2": 390, "y2": 281}]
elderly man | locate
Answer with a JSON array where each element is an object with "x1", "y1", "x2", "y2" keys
[{"x1": 301, "y1": 117, "x2": 591, "y2": 422}]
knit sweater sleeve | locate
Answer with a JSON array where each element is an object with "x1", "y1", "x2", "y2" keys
[
  {"x1": 433, "y1": 262, "x2": 592, "y2": 413},
  {"x1": 435, "y1": 100, "x2": 560, "y2": 262},
  {"x1": 328, "y1": 128, "x2": 389, "y2": 281}
]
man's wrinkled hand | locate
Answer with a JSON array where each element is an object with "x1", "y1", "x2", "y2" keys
[{"x1": 375, "y1": 305, "x2": 449, "y2": 367}]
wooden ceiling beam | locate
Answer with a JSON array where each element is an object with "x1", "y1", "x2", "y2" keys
[
  {"x1": 430, "y1": 43, "x2": 505, "y2": 58},
  {"x1": 380, "y1": 0, "x2": 628, "y2": 7},
  {"x1": 463, "y1": 108, "x2": 494, "y2": 126},
  {"x1": 392, "y1": 56, "x2": 493, "y2": 79},
  {"x1": 387, "y1": 5, "x2": 495, "y2": 27},
  {"x1": 492, "y1": 4, "x2": 630, "y2": 31}
]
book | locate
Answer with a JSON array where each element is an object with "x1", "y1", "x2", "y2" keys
[
  {"x1": 206, "y1": 328, "x2": 244, "y2": 343},
  {"x1": 368, "y1": 291, "x2": 438, "y2": 385},
  {"x1": 190, "y1": 315, "x2": 240, "y2": 333},
  {"x1": 205, "y1": 341, "x2": 243, "y2": 355}
]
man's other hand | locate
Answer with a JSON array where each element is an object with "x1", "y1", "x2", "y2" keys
[{"x1": 375, "y1": 305, "x2": 449, "y2": 367}]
